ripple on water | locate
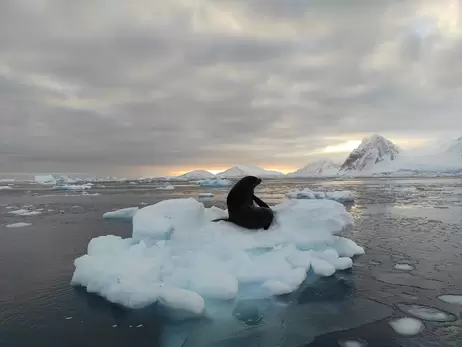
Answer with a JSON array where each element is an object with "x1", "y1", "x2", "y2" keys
[{"x1": 396, "y1": 303, "x2": 457, "y2": 322}]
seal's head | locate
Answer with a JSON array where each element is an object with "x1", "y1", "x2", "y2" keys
[{"x1": 240, "y1": 175, "x2": 261, "y2": 188}]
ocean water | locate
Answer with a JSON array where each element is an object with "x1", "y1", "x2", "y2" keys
[{"x1": 1, "y1": 178, "x2": 461, "y2": 347}]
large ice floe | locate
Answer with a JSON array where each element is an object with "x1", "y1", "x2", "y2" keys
[
  {"x1": 71, "y1": 198, "x2": 364, "y2": 317},
  {"x1": 286, "y1": 188, "x2": 354, "y2": 203}
]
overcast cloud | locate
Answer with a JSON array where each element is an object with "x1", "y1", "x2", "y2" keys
[{"x1": 1, "y1": 0, "x2": 462, "y2": 175}]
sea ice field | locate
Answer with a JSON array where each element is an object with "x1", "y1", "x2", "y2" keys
[{"x1": 1, "y1": 177, "x2": 462, "y2": 347}]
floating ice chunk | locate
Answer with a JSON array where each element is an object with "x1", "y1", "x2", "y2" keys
[
  {"x1": 71, "y1": 198, "x2": 364, "y2": 314},
  {"x1": 112, "y1": 325, "x2": 117, "y2": 328},
  {"x1": 35, "y1": 175, "x2": 56, "y2": 185},
  {"x1": 65, "y1": 317, "x2": 73, "y2": 320},
  {"x1": 54, "y1": 184, "x2": 92, "y2": 190},
  {"x1": 396, "y1": 303, "x2": 457, "y2": 322},
  {"x1": 338, "y1": 339, "x2": 368, "y2": 347},
  {"x1": 0, "y1": 186, "x2": 12, "y2": 190},
  {"x1": 311, "y1": 258, "x2": 336, "y2": 277},
  {"x1": 128, "y1": 182, "x2": 138, "y2": 185},
  {"x1": 438, "y1": 294, "x2": 462, "y2": 305},
  {"x1": 394, "y1": 263, "x2": 414, "y2": 271},
  {"x1": 0, "y1": 178, "x2": 15, "y2": 183},
  {"x1": 136, "y1": 324, "x2": 143, "y2": 328},
  {"x1": 287, "y1": 188, "x2": 354, "y2": 202},
  {"x1": 197, "y1": 178, "x2": 231, "y2": 187},
  {"x1": 6, "y1": 222, "x2": 32, "y2": 228},
  {"x1": 156, "y1": 185, "x2": 175, "y2": 190},
  {"x1": 389, "y1": 317, "x2": 423, "y2": 336},
  {"x1": 198, "y1": 192, "x2": 214, "y2": 198},
  {"x1": 103, "y1": 207, "x2": 139, "y2": 220}
]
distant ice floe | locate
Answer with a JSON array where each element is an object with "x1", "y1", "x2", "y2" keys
[
  {"x1": 286, "y1": 188, "x2": 354, "y2": 203},
  {"x1": 5, "y1": 222, "x2": 32, "y2": 228},
  {"x1": 389, "y1": 317, "x2": 424, "y2": 336},
  {"x1": 8, "y1": 209, "x2": 41, "y2": 216},
  {"x1": 196, "y1": 178, "x2": 231, "y2": 187},
  {"x1": 156, "y1": 185, "x2": 175, "y2": 190},
  {"x1": 103, "y1": 207, "x2": 139, "y2": 220},
  {"x1": 198, "y1": 192, "x2": 214, "y2": 198},
  {"x1": 54, "y1": 183, "x2": 93, "y2": 190},
  {"x1": 396, "y1": 303, "x2": 457, "y2": 322},
  {"x1": 0, "y1": 186, "x2": 13, "y2": 190},
  {"x1": 71, "y1": 197, "x2": 364, "y2": 318},
  {"x1": 338, "y1": 339, "x2": 368, "y2": 347}
]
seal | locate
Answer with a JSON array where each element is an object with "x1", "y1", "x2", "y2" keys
[{"x1": 213, "y1": 175, "x2": 274, "y2": 230}]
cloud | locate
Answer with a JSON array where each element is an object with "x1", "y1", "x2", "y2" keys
[{"x1": 1, "y1": 0, "x2": 462, "y2": 175}]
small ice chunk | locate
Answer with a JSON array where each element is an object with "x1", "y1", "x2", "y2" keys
[
  {"x1": 338, "y1": 339, "x2": 368, "y2": 347},
  {"x1": 396, "y1": 303, "x2": 457, "y2": 322},
  {"x1": 0, "y1": 186, "x2": 12, "y2": 190},
  {"x1": 389, "y1": 317, "x2": 423, "y2": 336},
  {"x1": 8, "y1": 209, "x2": 41, "y2": 216},
  {"x1": 112, "y1": 325, "x2": 117, "y2": 328},
  {"x1": 136, "y1": 324, "x2": 143, "y2": 328},
  {"x1": 437, "y1": 295, "x2": 462, "y2": 305},
  {"x1": 65, "y1": 317, "x2": 73, "y2": 320},
  {"x1": 311, "y1": 258, "x2": 336, "y2": 277},
  {"x1": 287, "y1": 188, "x2": 354, "y2": 202},
  {"x1": 394, "y1": 263, "x2": 414, "y2": 271},
  {"x1": 103, "y1": 207, "x2": 139, "y2": 220},
  {"x1": 6, "y1": 222, "x2": 32, "y2": 228},
  {"x1": 54, "y1": 184, "x2": 92, "y2": 190},
  {"x1": 198, "y1": 192, "x2": 214, "y2": 198},
  {"x1": 158, "y1": 287, "x2": 205, "y2": 317},
  {"x1": 156, "y1": 185, "x2": 175, "y2": 190}
]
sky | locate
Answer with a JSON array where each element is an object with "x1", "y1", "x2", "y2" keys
[{"x1": 1, "y1": 0, "x2": 462, "y2": 177}]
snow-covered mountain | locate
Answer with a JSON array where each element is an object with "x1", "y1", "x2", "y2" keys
[
  {"x1": 340, "y1": 134, "x2": 400, "y2": 173},
  {"x1": 217, "y1": 165, "x2": 284, "y2": 178},
  {"x1": 288, "y1": 159, "x2": 340, "y2": 177},
  {"x1": 177, "y1": 170, "x2": 216, "y2": 180}
]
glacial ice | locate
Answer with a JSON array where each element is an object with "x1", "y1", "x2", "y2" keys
[
  {"x1": 103, "y1": 207, "x2": 139, "y2": 220},
  {"x1": 71, "y1": 198, "x2": 364, "y2": 317},
  {"x1": 286, "y1": 189, "x2": 354, "y2": 202}
]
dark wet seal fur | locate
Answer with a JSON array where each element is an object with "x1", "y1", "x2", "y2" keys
[{"x1": 213, "y1": 175, "x2": 274, "y2": 230}]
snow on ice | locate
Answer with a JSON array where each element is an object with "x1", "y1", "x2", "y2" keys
[
  {"x1": 389, "y1": 317, "x2": 424, "y2": 336},
  {"x1": 5, "y1": 222, "x2": 32, "y2": 228},
  {"x1": 103, "y1": 207, "x2": 139, "y2": 219},
  {"x1": 71, "y1": 197, "x2": 364, "y2": 317},
  {"x1": 286, "y1": 188, "x2": 354, "y2": 202}
]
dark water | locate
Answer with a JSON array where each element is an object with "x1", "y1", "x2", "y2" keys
[{"x1": 1, "y1": 178, "x2": 462, "y2": 347}]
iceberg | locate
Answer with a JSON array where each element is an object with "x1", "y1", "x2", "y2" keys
[
  {"x1": 286, "y1": 188, "x2": 354, "y2": 202},
  {"x1": 71, "y1": 197, "x2": 364, "y2": 317},
  {"x1": 35, "y1": 175, "x2": 56, "y2": 185},
  {"x1": 197, "y1": 178, "x2": 231, "y2": 187}
]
